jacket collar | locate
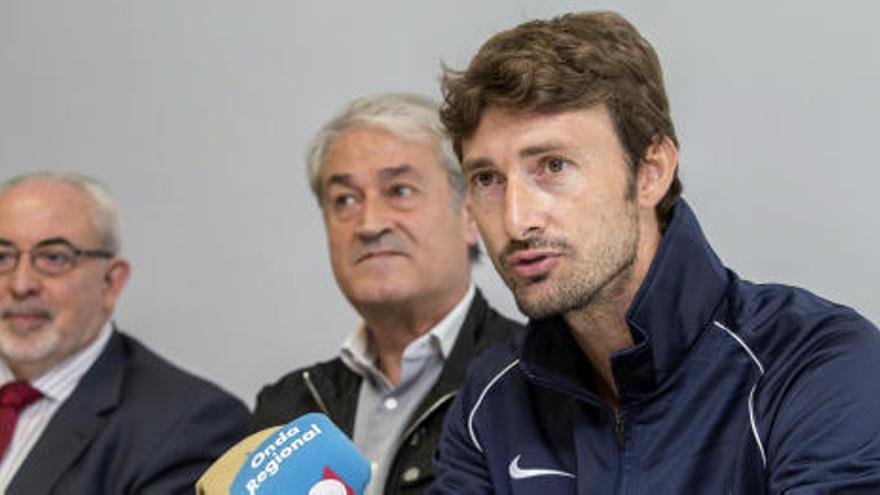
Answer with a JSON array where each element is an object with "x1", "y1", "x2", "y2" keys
[{"x1": 520, "y1": 199, "x2": 732, "y2": 401}]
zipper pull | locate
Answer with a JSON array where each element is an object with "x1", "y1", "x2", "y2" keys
[{"x1": 614, "y1": 410, "x2": 625, "y2": 448}]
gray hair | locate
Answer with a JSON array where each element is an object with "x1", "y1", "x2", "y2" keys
[
  {"x1": 306, "y1": 93, "x2": 465, "y2": 205},
  {"x1": 0, "y1": 171, "x2": 123, "y2": 254},
  {"x1": 305, "y1": 93, "x2": 479, "y2": 261}
]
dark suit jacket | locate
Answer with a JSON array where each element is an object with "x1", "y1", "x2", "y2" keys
[{"x1": 7, "y1": 330, "x2": 250, "y2": 495}]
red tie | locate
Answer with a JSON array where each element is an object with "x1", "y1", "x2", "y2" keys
[{"x1": 0, "y1": 380, "x2": 43, "y2": 461}]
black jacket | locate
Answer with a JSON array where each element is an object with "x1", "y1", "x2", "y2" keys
[{"x1": 252, "y1": 290, "x2": 521, "y2": 494}]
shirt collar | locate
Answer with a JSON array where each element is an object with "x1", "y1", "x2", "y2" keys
[
  {"x1": 1, "y1": 321, "x2": 114, "y2": 403},
  {"x1": 341, "y1": 284, "x2": 476, "y2": 379}
]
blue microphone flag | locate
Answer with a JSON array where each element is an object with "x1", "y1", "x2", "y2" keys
[{"x1": 230, "y1": 412, "x2": 371, "y2": 495}]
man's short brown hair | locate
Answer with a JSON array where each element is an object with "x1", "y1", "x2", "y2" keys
[{"x1": 441, "y1": 11, "x2": 682, "y2": 226}]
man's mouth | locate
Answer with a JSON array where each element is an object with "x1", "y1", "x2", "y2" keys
[
  {"x1": 505, "y1": 249, "x2": 562, "y2": 279},
  {"x1": 355, "y1": 250, "x2": 406, "y2": 264},
  {"x1": 2, "y1": 309, "x2": 53, "y2": 332}
]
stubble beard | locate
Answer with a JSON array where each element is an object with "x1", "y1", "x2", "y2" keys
[{"x1": 504, "y1": 202, "x2": 640, "y2": 320}]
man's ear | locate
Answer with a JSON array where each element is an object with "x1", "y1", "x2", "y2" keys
[
  {"x1": 636, "y1": 136, "x2": 678, "y2": 209},
  {"x1": 103, "y1": 257, "x2": 131, "y2": 309}
]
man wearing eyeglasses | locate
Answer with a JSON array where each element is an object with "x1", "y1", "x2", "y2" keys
[{"x1": 0, "y1": 172, "x2": 250, "y2": 494}]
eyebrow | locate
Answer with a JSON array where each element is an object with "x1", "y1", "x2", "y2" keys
[
  {"x1": 463, "y1": 142, "x2": 570, "y2": 174},
  {"x1": 378, "y1": 163, "x2": 419, "y2": 182},
  {"x1": 325, "y1": 164, "x2": 420, "y2": 187},
  {"x1": 324, "y1": 173, "x2": 355, "y2": 190},
  {"x1": 33, "y1": 237, "x2": 74, "y2": 249},
  {"x1": 519, "y1": 143, "x2": 568, "y2": 157},
  {"x1": 0, "y1": 237, "x2": 74, "y2": 249},
  {"x1": 461, "y1": 157, "x2": 494, "y2": 175}
]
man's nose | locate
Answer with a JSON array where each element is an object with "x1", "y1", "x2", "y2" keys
[
  {"x1": 7, "y1": 254, "x2": 43, "y2": 298},
  {"x1": 355, "y1": 195, "x2": 393, "y2": 240},
  {"x1": 502, "y1": 175, "x2": 547, "y2": 241}
]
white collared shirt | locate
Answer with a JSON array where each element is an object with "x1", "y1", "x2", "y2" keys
[
  {"x1": 0, "y1": 321, "x2": 114, "y2": 491},
  {"x1": 340, "y1": 284, "x2": 475, "y2": 495}
]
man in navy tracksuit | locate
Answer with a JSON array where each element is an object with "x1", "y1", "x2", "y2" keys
[{"x1": 429, "y1": 11, "x2": 880, "y2": 494}]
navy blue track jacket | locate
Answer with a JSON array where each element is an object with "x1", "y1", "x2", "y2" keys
[{"x1": 430, "y1": 200, "x2": 880, "y2": 494}]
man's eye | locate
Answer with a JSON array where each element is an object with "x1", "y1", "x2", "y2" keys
[
  {"x1": 333, "y1": 195, "x2": 356, "y2": 207},
  {"x1": 0, "y1": 251, "x2": 16, "y2": 264},
  {"x1": 389, "y1": 184, "x2": 414, "y2": 197},
  {"x1": 36, "y1": 251, "x2": 72, "y2": 267},
  {"x1": 545, "y1": 156, "x2": 569, "y2": 173},
  {"x1": 472, "y1": 172, "x2": 497, "y2": 188}
]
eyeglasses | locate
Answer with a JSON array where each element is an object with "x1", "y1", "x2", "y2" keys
[{"x1": 0, "y1": 239, "x2": 114, "y2": 276}]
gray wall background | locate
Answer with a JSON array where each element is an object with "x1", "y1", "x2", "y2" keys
[{"x1": 1, "y1": 1, "x2": 877, "y2": 405}]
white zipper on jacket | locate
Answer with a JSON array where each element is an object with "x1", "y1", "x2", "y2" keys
[{"x1": 302, "y1": 370, "x2": 331, "y2": 416}]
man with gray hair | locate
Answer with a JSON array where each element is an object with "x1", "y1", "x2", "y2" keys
[
  {"x1": 251, "y1": 93, "x2": 521, "y2": 494},
  {"x1": 0, "y1": 172, "x2": 250, "y2": 494}
]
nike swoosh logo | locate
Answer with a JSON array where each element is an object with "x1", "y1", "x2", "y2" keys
[{"x1": 508, "y1": 455, "x2": 576, "y2": 480}]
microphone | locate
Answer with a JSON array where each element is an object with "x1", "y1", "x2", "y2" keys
[{"x1": 196, "y1": 412, "x2": 371, "y2": 495}]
